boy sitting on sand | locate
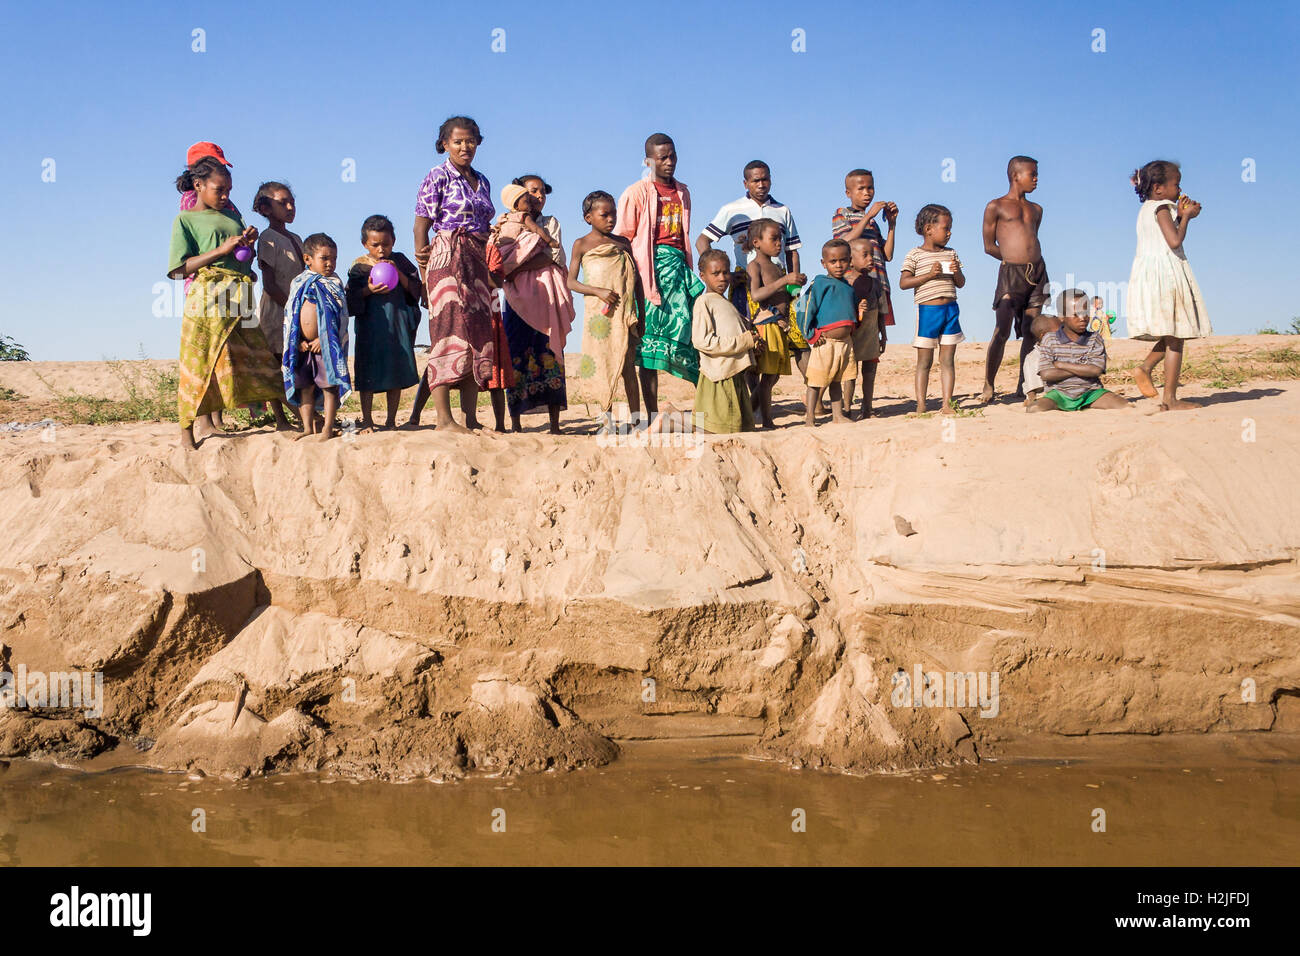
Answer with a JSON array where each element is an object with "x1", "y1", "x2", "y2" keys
[{"x1": 1027, "y1": 289, "x2": 1129, "y2": 413}]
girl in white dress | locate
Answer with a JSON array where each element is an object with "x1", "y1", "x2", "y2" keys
[{"x1": 1127, "y1": 160, "x2": 1210, "y2": 411}]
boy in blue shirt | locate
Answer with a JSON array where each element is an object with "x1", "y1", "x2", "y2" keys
[{"x1": 797, "y1": 239, "x2": 866, "y2": 425}]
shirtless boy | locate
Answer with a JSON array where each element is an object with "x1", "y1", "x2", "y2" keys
[
  {"x1": 745, "y1": 218, "x2": 806, "y2": 426},
  {"x1": 982, "y1": 156, "x2": 1051, "y2": 403}
]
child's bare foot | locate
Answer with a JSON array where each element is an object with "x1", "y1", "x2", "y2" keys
[
  {"x1": 648, "y1": 404, "x2": 682, "y2": 435},
  {"x1": 309, "y1": 430, "x2": 337, "y2": 441},
  {"x1": 275, "y1": 419, "x2": 299, "y2": 433},
  {"x1": 804, "y1": 409, "x2": 816, "y2": 427},
  {"x1": 979, "y1": 384, "x2": 995, "y2": 404},
  {"x1": 831, "y1": 408, "x2": 849, "y2": 424},
  {"x1": 915, "y1": 401, "x2": 927, "y2": 414},
  {"x1": 940, "y1": 402, "x2": 956, "y2": 416},
  {"x1": 1134, "y1": 367, "x2": 1158, "y2": 398},
  {"x1": 179, "y1": 427, "x2": 197, "y2": 449},
  {"x1": 398, "y1": 418, "x2": 421, "y2": 430},
  {"x1": 438, "y1": 419, "x2": 471, "y2": 435},
  {"x1": 1163, "y1": 398, "x2": 1198, "y2": 411}
]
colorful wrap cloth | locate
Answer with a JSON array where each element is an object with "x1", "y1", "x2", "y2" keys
[
  {"x1": 576, "y1": 241, "x2": 641, "y2": 412},
  {"x1": 177, "y1": 265, "x2": 284, "y2": 428},
  {"x1": 283, "y1": 270, "x2": 352, "y2": 407},
  {"x1": 422, "y1": 230, "x2": 496, "y2": 389},
  {"x1": 637, "y1": 244, "x2": 702, "y2": 383}
]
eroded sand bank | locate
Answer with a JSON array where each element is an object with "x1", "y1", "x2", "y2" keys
[{"x1": 0, "y1": 362, "x2": 1296, "y2": 779}]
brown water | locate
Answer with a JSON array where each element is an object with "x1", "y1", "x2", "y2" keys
[{"x1": 2, "y1": 737, "x2": 1297, "y2": 866}]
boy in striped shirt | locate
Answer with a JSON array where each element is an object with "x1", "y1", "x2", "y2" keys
[{"x1": 1027, "y1": 289, "x2": 1130, "y2": 412}]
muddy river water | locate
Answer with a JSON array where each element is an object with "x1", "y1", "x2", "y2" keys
[{"x1": 1, "y1": 736, "x2": 1296, "y2": 866}]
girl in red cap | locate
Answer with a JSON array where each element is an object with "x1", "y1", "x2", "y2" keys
[{"x1": 166, "y1": 158, "x2": 286, "y2": 448}]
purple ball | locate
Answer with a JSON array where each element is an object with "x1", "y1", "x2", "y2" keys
[
  {"x1": 370, "y1": 261, "x2": 400, "y2": 290},
  {"x1": 233, "y1": 245, "x2": 252, "y2": 263}
]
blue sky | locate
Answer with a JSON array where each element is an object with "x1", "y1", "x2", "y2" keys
[{"x1": 1, "y1": 0, "x2": 1296, "y2": 360}]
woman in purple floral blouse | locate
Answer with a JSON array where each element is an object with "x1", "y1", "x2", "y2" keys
[{"x1": 405, "y1": 116, "x2": 499, "y2": 432}]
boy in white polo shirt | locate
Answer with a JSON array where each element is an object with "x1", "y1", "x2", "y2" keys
[{"x1": 697, "y1": 160, "x2": 802, "y2": 311}]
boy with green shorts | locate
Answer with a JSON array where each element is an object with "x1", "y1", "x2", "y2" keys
[{"x1": 1028, "y1": 289, "x2": 1130, "y2": 413}]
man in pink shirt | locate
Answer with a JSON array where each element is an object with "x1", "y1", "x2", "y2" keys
[{"x1": 616, "y1": 133, "x2": 702, "y2": 415}]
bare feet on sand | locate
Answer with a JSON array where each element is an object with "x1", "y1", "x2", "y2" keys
[
  {"x1": 1134, "y1": 367, "x2": 1158, "y2": 398},
  {"x1": 438, "y1": 419, "x2": 471, "y2": 435},
  {"x1": 1160, "y1": 398, "x2": 1198, "y2": 412},
  {"x1": 647, "y1": 405, "x2": 672, "y2": 434},
  {"x1": 979, "y1": 385, "x2": 995, "y2": 404}
]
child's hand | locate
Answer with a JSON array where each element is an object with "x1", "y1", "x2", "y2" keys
[
  {"x1": 241, "y1": 226, "x2": 259, "y2": 244},
  {"x1": 783, "y1": 272, "x2": 807, "y2": 286},
  {"x1": 884, "y1": 202, "x2": 899, "y2": 225},
  {"x1": 308, "y1": 339, "x2": 322, "y2": 354},
  {"x1": 368, "y1": 274, "x2": 393, "y2": 294},
  {"x1": 1180, "y1": 197, "x2": 1202, "y2": 219},
  {"x1": 217, "y1": 235, "x2": 244, "y2": 256},
  {"x1": 866, "y1": 201, "x2": 887, "y2": 220},
  {"x1": 298, "y1": 340, "x2": 310, "y2": 353},
  {"x1": 777, "y1": 318, "x2": 791, "y2": 333},
  {"x1": 751, "y1": 332, "x2": 765, "y2": 354},
  {"x1": 928, "y1": 261, "x2": 946, "y2": 279},
  {"x1": 598, "y1": 289, "x2": 619, "y2": 308}
]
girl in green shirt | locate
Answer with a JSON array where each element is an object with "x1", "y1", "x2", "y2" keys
[{"x1": 166, "y1": 158, "x2": 286, "y2": 449}]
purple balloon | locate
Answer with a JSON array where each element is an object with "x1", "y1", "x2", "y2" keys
[
  {"x1": 370, "y1": 261, "x2": 400, "y2": 290},
  {"x1": 233, "y1": 245, "x2": 252, "y2": 262}
]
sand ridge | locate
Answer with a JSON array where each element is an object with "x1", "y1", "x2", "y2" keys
[{"x1": 0, "y1": 339, "x2": 1297, "y2": 779}]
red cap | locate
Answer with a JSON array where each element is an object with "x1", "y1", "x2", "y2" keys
[{"x1": 186, "y1": 141, "x2": 232, "y2": 167}]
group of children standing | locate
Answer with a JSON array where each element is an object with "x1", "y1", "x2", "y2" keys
[{"x1": 164, "y1": 127, "x2": 1212, "y2": 448}]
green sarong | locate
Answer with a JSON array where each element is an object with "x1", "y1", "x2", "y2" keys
[
  {"x1": 638, "y1": 244, "x2": 702, "y2": 383},
  {"x1": 1045, "y1": 387, "x2": 1107, "y2": 411}
]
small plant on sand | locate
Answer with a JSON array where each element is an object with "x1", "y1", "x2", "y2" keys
[
  {"x1": 0, "y1": 334, "x2": 31, "y2": 362},
  {"x1": 35, "y1": 350, "x2": 180, "y2": 424},
  {"x1": 947, "y1": 400, "x2": 984, "y2": 418},
  {"x1": 1258, "y1": 316, "x2": 1300, "y2": 335},
  {"x1": 1179, "y1": 349, "x2": 1247, "y2": 390}
]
